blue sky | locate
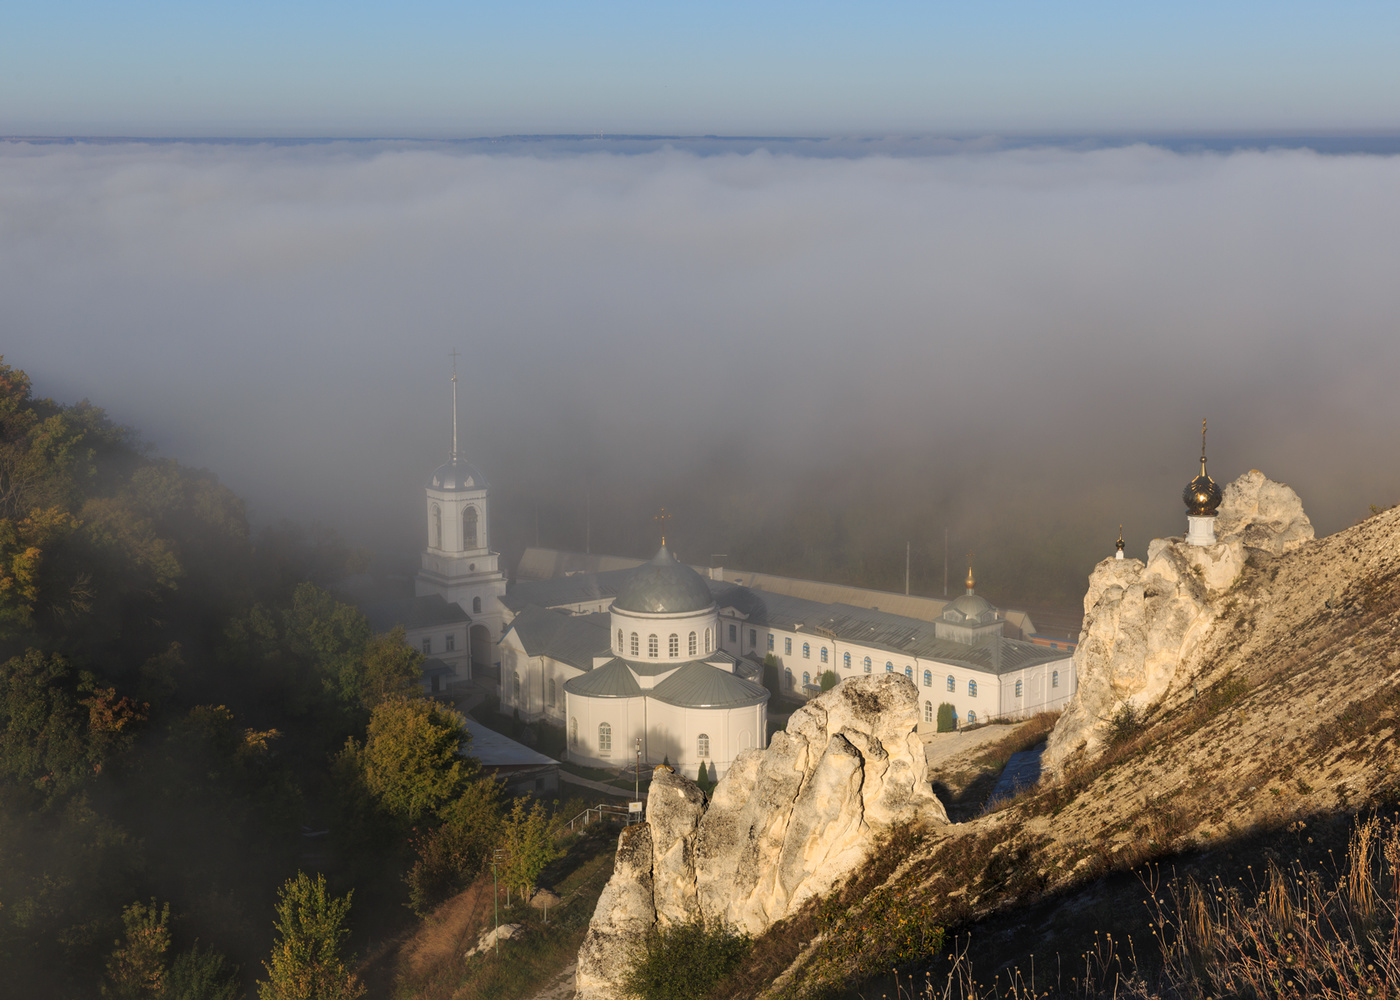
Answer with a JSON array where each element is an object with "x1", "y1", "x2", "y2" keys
[{"x1": 5, "y1": 2, "x2": 1399, "y2": 135}]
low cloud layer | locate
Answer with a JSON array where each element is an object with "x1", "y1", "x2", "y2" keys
[{"x1": 6, "y1": 139, "x2": 1400, "y2": 604}]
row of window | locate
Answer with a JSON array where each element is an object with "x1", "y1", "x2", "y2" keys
[
  {"x1": 421, "y1": 632, "x2": 463, "y2": 656},
  {"x1": 568, "y1": 719, "x2": 710, "y2": 759},
  {"x1": 617, "y1": 628, "x2": 713, "y2": 658},
  {"x1": 429, "y1": 503, "x2": 480, "y2": 550}
]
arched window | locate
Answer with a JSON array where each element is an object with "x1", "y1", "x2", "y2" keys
[
  {"x1": 968, "y1": 679, "x2": 978, "y2": 697},
  {"x1": 843, "y1": 652, "x2": 851, "y2": 669},
  {"x1": 904, "y1": 666, "x2": 913, "y2": 679},
  {"x1": 618, "y1": 629, "x2": 624, "y2": 653},
  {"x1": 946, "y1": 675, "x2": 955, "y2": 692},
  {"x1": 885, "y1": 661, "x2": 893, "y2": 673},
  {"x1": 924, "y1": 701, "x2": 933, "y2": 723},
  {"x1": 767, "y1": 634, "x2": 774, "y2": 651},
  {"x1": 784, "y1": 667, "x2": 793, "y2": 689},
  {"x1": 1052, "y1": 670, "x2": 1060, "y2": 688},
  {"x1": 463, "y1": 506, "x2": 478, "y2": 549},
  {"x1": 923, "y1": 669, "x2": 932, "y2": 687},
  {"x1": 599, "y1": 722, "x2": 612, "y2": 756},
  {"x1": 863, "y1": 656, "x2": 872, "y2": 673},
  {"x1": 820, "y1": 647, "x2": 829, "y2": 664},
  {"x1": 697, "y1": 733, "x2": 710, "y2": 758},
  {"x1": 648, "y1": 634, "x2": 659, "y2": 658},
  {"x1": 512, "y1": 670, "x2": 521, "y2": 702},
  {"x1": 689, "y1": 632, "x2": 697, "y2": 656},
  {"x1": 669, "y1": 634, "x2": 679, "y2": 657},
  {"x1": 802, "y1": 642, "x2": 810, "y2": 659},
  {"x1": 802, "y1": 671, "x2": 811, "y2": 688},
  {"x1": 630, "y1": 632, "x2": 639, "y2": 656},
  {"x1": 431, "y1": 503, "x2": 442, "y2": 548},
  {"x1": 967, "y1": 711, "x2": 977, "y2": 725},
  {"x1": 473, "y1": 596, "x2": 482, "y2": 614},
  {"x1": 548, "y1": 678, "x2": 556, "y2": 706},
  {"x1": 705, "y1": 629, "x2": 712, "y2": 653},
  {"x1": 569, "y1": 717, "x2": 578, "y2": 746},
  {"x1": 1015, "y1": 679, "x2": 1023, "y2": 697}
]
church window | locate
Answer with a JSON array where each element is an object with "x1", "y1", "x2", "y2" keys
[
  {"x1": 669, "y1": 634, "x2": 679, "y2": 657},
  {"x1": 599, "y1": 723, "x2": 612, "y2": 756},
  {"x1": 968, "y1": 680, "x2": 977, "y2": 697},
  {"x1": 843, "y1": 652, "x2": 851, "y2": 669},
  {"x1": 749, "y1": 629, "x2": 757, "y2": 647},
  {"x1": 446, "y1": 633, "x2": 456, "y2": 652},
  {"x1": 863, "y1": 657, "x2": 872, "y2": 673},
  {"x1": 784, "y1": 668, "x2": 793, "y2": 689},
  {"x1": 431, "y1": 504, "x2": 442, "y2": 548},
  {"x1": 767, "y1": 634, "x2": 774, "y2": 651},
  {"x1": 967, "y1": 711, "x2": 977, "y2": 725},
  {"x1": 648, "y1": 634, "x2": 659, "y2": 658},
  {"x1": 512, "y1": 670, "x2": 521, "y2": 702},
  {"x1": 924, "y1": 701, "x2": 933, "y2": 724},
  {"x1": 946, "y1": 675, "x2": 955, "y2": 692},
  {"x1": 618, "y1": 630, "x2": 624, "y2": 653},
  {"x1": 1015, "y1": 679, "x2": 1023, "y2": 697},
  {"x1": 463, "y1": 506, "x2": 478, "y2": 550},
  {"x1": 631, "y1": 633, "x2": 639, "y2": 656},
  {"x1": 422, "y1": 638, "x2": 432, "y2": 655},
  {"x1": 569, "y1": 717, "x2": 578, "y2": 746},
  {"x1": 885, "y1": 661, "x2": 893, "y2": 673},
  {"x1": 904, "y1": 665, "x2": 913, "y2": 679},
  {"x1": 548, "y1": 678, "x2": 556, "y2": 706},
  {"x1": 820, "y1": 647, "x2": 828, "y2": 664},
  {"x1": 802, "y1": 642, "x2": 810, "y2": 659},
  {"x1": 923, "y1": 669, "x2": 932, "y2": 687},
  {"x1": 784, "y1": 638, "x2": 792, "y2": 655},
  {"x1": 697, "y1": 733, "x2": 710, "y2": 758},
  {"x1": 705, "y1": 629, "x2": 712, "y2": 653},
  {"x1": 729, "y1": 623, "x2": 737, "y2": 643},
  {"x1": 1052, "y1": 670, "x2": 1060, "y2": 688},
  {"x1": 473, "y1": 596, "x2": 482, "y2": 615},
  {"x1": 689, "y1": 632, "x2": 697, "y2": 656},
  {"x1": 802, "y1": 671, "x2": 810, "y2": 688}
]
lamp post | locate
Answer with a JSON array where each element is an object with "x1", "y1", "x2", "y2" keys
[{"x1": 634, "y1": 737, "x2": 642, "y2": 802}]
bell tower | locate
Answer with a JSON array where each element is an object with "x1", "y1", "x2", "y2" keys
[{"x1": 415, "y1": 352, "x2": 507, "y2": 672}]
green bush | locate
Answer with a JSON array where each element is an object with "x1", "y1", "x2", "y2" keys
[
  {"x1": 819, "y1": 670, "x2": 838, "y2": 691},
  {"x1": 620, "y1": 919, "x2": 751, "y2": 1000},
  {"x1": 1106, "y1": 702, "x2": 1145, "y2": 746},
  {"x1": 936, "y1": 702, "x2": 956, "y2": 732}
]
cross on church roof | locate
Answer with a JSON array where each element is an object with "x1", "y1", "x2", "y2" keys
[{"x1": 654, "y1": 508, "x2": 671, "y2": 546}]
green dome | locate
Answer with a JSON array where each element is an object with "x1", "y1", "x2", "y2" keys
[{"x1": 613, "y1": 544, "x2": 714, "y2": 615}]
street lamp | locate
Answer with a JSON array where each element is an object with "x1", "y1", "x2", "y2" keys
[{"x1": 634, "y1": 737, "x2": 642, "y2": 802}]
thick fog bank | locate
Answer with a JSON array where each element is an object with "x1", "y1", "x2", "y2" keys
[{"x1": 6, "y1": 140, "x2": 1400, "y2": 606}]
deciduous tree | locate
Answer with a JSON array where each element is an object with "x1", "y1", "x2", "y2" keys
[{"x1": 257, "y1": 872, "x2": 363, "y2": 1000}]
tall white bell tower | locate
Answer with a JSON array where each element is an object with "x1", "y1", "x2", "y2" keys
[{"x1": 415, "y1": 353, "x2": 508, "y2": 671}]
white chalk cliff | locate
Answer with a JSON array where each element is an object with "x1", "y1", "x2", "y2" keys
[
  {"x1": 1044, "y1": 470, "x2": 1314, "y2": 772},
  {"x1": 575, "y1": 673, "x2": 947, "y2": 1000}
]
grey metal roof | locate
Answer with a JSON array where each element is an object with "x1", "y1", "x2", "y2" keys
[
  {"x1": 501, "y1": 568, "x2": 635, "y2": 613},
  {"x1": 710, "y1": 583, "x2": 1067, "y2": 676},
  {"x1": 505, "y1": 605, "x2": 611, "y2": 671},
  {"x1": 462, "y1": 719, "x2": 557, "y2": 767},
  {"x1": 613, "y1": 545, "x2": 715, "y2": 615},
  {"x1": 427, "y1": 456, "x2": 488, "y2": 492},
  {"x1": 650, "y1": 661, "x2": 769, "y2": 709},
  {"x1": 362, "y1": 594, "x2": 471, "y2": 634},
  {"x1": 563, "y1": 658, "x2": 643, "y2": 699}
]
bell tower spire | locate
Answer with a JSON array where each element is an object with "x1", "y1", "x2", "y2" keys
[{"x1": 449, "y1": 348, "x2": 460, "y2": 460}]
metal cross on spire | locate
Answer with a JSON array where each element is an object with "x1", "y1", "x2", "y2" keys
[
  {"x1": 654, "y1": 508, "x2": 671, "y2": 547},
  {"x1": 1200, "y1": 418, "x2": 1208, "y2": 476},
  {"x1": 449, "y1": 348, "x2": 460, "y2": 459}
]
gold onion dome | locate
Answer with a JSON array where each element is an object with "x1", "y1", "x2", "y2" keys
[{"x1": 1182, "y1": 419, "x2": 1222, "y2": 517}]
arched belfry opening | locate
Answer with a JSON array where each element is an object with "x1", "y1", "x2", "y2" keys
[
  {"x1": 431, "y1": 504, "x2": 442, "y2": 549},
  {"x1": 463, "y1": 505, "x2": 478, "y2": 550}
]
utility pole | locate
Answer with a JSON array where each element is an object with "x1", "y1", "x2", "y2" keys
[
  {"x1": 905, "y1": 541, "x2": 911, "y2": 596},
  {"x1": 943, "y1": 529, "x2": 949, "y2": 597},
  {"x1": 634, "y1": 737, "x2": 641, "y2": 802},
  {"x1": 491, "y1": 849, "x2": 503, "y2": 956}
]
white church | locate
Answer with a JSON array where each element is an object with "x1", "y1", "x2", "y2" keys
[{"x1": 405, "y1": 372, "x2": 1079, "y2": 781}]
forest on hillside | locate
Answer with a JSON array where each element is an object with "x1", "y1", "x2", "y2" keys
[{"x1": 0, "y1": 359, "x2": 554, "y2": 998}]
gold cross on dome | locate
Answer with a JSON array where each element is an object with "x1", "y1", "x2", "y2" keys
[{"x1": 654, "y1": 508, "x2": 671, "y2": 546}]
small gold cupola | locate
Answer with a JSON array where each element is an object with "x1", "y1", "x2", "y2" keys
[{"x1": 1182, "y1": 419, "x2": 1223, "y2": 517}]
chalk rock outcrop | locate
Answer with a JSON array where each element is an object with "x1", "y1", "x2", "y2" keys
[
  {"x1": 1044, "y1": 471, "x2": 1313, "y2": 772},
  {"x1": 574, "y1": 674, "x2": 947, "y2": 1000}
]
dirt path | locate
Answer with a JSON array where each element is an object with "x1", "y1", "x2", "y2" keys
[
  {"x1": 524, "y1": 961, "x2": 576, "y2": 1000},
  {"x1": 922, "y1": 723, "x2": 1018, "y2": 770}
]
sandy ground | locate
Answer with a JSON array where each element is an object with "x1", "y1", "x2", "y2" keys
[
  {"x1": 525, "y1": 962, "x2": 577, "y2": 1000},
  {"x1": 922, "y1": 723, "x2": 1019, "y2": 770}
]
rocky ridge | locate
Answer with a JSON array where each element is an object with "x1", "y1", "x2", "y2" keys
[{"x1": 575, "y1": 673, "x2": 947, "y2": 1000}]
